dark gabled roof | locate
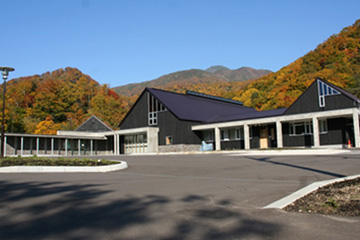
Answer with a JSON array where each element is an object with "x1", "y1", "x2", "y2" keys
[
  {"x1": 76, "y1": 115, "x2": 113, "y2": 132},
  {"x1": 146, "y1": 88, "x2": 257, "y2": 122},
  {"x1": 283, "y1": 78, "x2": 360, "y2": 115},
  {"x1": 320, "y1": 78, "x2": 360, "y2": 102},
  {"x1": 206, "y1": 108, "x2": 287, "y2": 123}
]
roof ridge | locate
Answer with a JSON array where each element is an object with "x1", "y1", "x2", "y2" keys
[{"x1": 185, "y1": 90, "x2": 244, "y2": 105}]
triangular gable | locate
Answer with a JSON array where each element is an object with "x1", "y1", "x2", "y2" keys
[
  {"x1": 76, "y1": 115, "x2": 113, "y2": 132},
  {"x1": 284, "y1": 78, "x2": 359, "y2": 115}
]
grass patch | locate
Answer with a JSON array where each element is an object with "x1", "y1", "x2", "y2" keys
[{"x1": 0, "y1": 157, "x2": 118, "y2": 167}]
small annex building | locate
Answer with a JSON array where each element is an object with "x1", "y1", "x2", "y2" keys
[{"x1": 3, "y1": 78, "x2": 360, "y2": 156}]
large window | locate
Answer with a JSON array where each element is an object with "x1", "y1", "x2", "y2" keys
[
  {"x1": 221, "y1": 128, "x2": 243, "y2": 141},
  {"x1": 317, "y1": 80, "x2": 340, "y2": 107},
  {"x1": 319, "y1": 119, "x2": 328, "y2": 134},
  {"x1": 148, "y1": 93, "x2": 166, "y2": 126},
  {"x1": 289, "y1": 121, "x2": 313, "y2": 136},
  {"x1": 202, "y1": 130, "x2": 214, "y2": 142},
  {"x1": 124, "y1": 134, "x2": 148, "y2": 154}
]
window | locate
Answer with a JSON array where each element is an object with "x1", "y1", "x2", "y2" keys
[
  {"x1": 148, "y1": 93, "x2": 166, "y2": 126},
  {"x1": 202, "y1": 130, "x2": 214, "y2": 142},
  {"x1": 166, "y1": 136, "x2": 173, "y2": 145},
  {"x1": 319, "y1": 119, "x2": 328, "y2": 134},
  {"x1": 221, "y1": 129, "x2": 229, "y2": 141},
  {"x1": 317, "y1": 80, "x2": 340, "y2": 107},
  {"x1": 289, "y1": 121, "x2": 313, "y2": 136},
  {"x1": 221, "y1": 128, "x2": 243, "y2": 141}
]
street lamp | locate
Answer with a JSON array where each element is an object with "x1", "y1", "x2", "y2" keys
[{"x1": 0, "y1": 67, "x2": 15, "y2": 158}]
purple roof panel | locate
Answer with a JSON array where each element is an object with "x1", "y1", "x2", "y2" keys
[
  {"x1": 147, "y1": 88, "x2": 258, "y2": 122},
  {"x1": 206, "y1": 108, "x2": 287, "y2": 123}
]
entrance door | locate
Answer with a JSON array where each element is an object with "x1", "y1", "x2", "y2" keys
[{"x1": 260, "y1": 128, "x2": 268, "y2": 149}]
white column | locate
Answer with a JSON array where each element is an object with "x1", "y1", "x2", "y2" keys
[
  {"x1": 244, "y1": 124, "x2": 250, "y2": 150},
  {"x1": 312, "y1": 117, "x2": 320, "y2": 148},
  {"x1": 65, "y1": 139, "x2": 68, "y2": 156},
  {"x1": 113, "y1": 135, "x2": 117, "y2": 155},
  {"x1": 51, "y1": 138, "x2": 54, "y2": 156},
  {"x1": 90, "y1": 139, "x2": 93, "y2": 156},
  {"x1": 21, "y1": 137, "x2": 24, "y2": 156},
  {"x1": 36, "y1": 138, "x2": 39, "y2": 156},
  {"x1": 117, "y1": 134, "x2": 120, "y2": 155},
  {"x1": 276, "y1": 121, "x2": 283, "y2": 148},
  {"x1": 214, "y1": 127, "x2": 221, "y2": 151},
  {"x1": 353, "y1": 112, "x2": 360, "y2": 148},
  {"x1": 78, "y1": 139, "x2": 81, "y2": 156},
  {"x1": 4, "y1": 136, "x2": 7, "y2": 157},
  {"x1": 147, "y1": 128, "x2": 159, "y2": 153}
]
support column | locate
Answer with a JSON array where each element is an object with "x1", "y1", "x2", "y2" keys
[
  {"x1": 276, "y1": 121, "x2": 283, "y2": 148},
  {"x1": 51, "y1": 138, "x2": 54, "y2": 156},
  {"x1": 36, "y1": 138, "x2": 39, "y2": 156},
  {"x1": 113, "y1": 135, "x2": 117, "y2": 155},
  {"x1": 244, "y1": 124, "x2": 250, "y2": 150},
  {"x1": 214, "y1": 127, "x2": 221, "y2": 151},
  {"x1": 4, "y1": 136, "x2": 7, "y2": 157},
  {"x1": 312, "y1": 117, "x2": 320, "y2": 148},
  {"x1": 78, "y1": 139, "x2": 81, "y2": 156},
  {"x1": 90, "y1": 139, "x2": 93, "y2": 156},
  {"x1": 21, "y1": 137, "x2": 24, "y2": 156},
  {"x1": 65, "y1": 139, "x2": 68, "y2": 156},
  {"x1": 116, "y1": 134, "x2": 120, "y2": 155},
  {"x1": 147, "y1": 128, "x2": 159, "y2": 153},
  {"x1": 353, "y1": 112, "x2": 360, "y2": 148}
]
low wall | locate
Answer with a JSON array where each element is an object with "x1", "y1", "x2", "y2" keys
[{"x1": 158, "y1": 144, "x2": 201, "y2": 153}]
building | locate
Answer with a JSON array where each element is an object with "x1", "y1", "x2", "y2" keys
[{"x1": 3, "y1": 78, "x2": 360, "y2": 156}]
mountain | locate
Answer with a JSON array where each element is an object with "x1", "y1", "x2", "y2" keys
[
  {"x1": 113, "y1": 66, "x2": 271, "y2": 97},
  {"x1": 233, "y1": 19, "x2": 360, "y2": 110},
  {"x1": 3, "y1": 67, "x2": 130, "y2": 134},
  {"x1": 206, "y1": 66, "x2": 272, "y2": 82}
]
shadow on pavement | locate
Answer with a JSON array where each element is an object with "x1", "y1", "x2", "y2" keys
[
  {"x1": 244, "y1": 156, "x2": 346, "y2": 178},
  {"x1": 0, "y1": 180, "x2": 281, "y2": 240}
]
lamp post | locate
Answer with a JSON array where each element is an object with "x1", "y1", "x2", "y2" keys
[{"x1": 0, "y1": 67, "x2": 15, "y2": 158}]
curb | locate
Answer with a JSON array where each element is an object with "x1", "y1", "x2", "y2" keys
[
  {"x1": 0, "y1": 161, "x2": 128, "y2": 173},
  {"x1": 263, "y1": 174, "x2": 360, "y2": 209}
]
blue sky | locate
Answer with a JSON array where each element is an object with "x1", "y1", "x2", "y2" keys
[{"x1": 3, "y1": 0, "x2": 360, "y2": 87}]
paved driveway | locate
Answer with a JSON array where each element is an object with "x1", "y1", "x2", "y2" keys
[{"x1": 0, "y1": 153, "x2": 359, "y2": 239}]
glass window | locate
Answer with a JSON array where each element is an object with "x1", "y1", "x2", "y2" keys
[
  {"x1": 166, "y1": 136, "x2": 173, "y2": 145},
  {"x1": 221, "y1": 129, "x2": 229, "y2": 141},
  {"x1": 319, "y1": 119, "x2": 328, "y2": 133},
  {"x1": 290, "y1": 121, "x2": 313, "y2": 136}
]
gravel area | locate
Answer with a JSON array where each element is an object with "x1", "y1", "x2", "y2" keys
[{"x1": 284, "y1": 177, "x2": 360, "y2": 216}]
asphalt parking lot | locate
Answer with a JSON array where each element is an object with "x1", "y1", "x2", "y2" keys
[{"x1": 0, "y1": 153, "x2": 359, "y2": 239}]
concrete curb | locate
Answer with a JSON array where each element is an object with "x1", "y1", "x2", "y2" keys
[
  {"x1": 123, "y1": 148, "x2": 358, "y2": 156},
  {"x1": 263, "y1": 174, "x2": 360, "y2": 209},
  {"x1": 0, "y1": 161, "x2": 128, "y2": 173}
]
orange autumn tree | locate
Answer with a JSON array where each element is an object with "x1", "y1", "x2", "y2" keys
[{"x1": 34, "y1": 116, "x2": 63, "y2": 135}]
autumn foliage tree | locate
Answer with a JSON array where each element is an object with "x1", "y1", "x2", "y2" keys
[
  {"x1": 0, "y1": 67, "x2": 131, "y2": 134},
  {"x1": 233, "y1": 19, "x2": 360, "y2": 110}
]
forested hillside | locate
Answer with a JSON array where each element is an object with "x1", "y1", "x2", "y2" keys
[
  {"x1": 1, "y1": 67, "x2": 131, "y2": 134},
  {"x1": 233, "y1": 19, "x2": 360, "y2": 110}
]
